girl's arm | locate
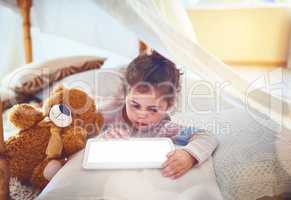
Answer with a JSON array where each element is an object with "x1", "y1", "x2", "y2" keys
[
  {"x1": 160, "y1": 122, "x2": 218, "y2": 166},
  {"x1": 160, "y1": 124, "x2": 218, "y2": 179},
  {"x1": 181, "y1": 130, "x2": 218, "y2": 166}
]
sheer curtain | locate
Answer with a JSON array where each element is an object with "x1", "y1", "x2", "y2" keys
[
  {"x1": 95, "y1": 0, "x2": 290, "y2": 131},
  {"x1": 0, "y1": 0, "x2": 289, "y2": 130},
  {"x1": 0, "y1": 0, "x2": 139, "y2": 83},
  {"x1": 0, "y1": 5, "x2": 24, "y2": 82},
  {"x1": 0, "y1": 1, "x2": 290, "y2": 199},
  {"x1": 30, "y1": 0, "x2": 139, "y2": 59},
  {"x1": 152, "y1": 0, "x2": 197, "y2": 43}
]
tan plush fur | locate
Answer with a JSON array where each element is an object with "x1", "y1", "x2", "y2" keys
[{"x1": 5, "y1": 86, "x2": 104, "y2": 190}]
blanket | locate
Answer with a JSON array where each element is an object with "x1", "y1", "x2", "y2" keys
[{"x1": 37, "y1": 149, "x2": 223, "y2": 200}]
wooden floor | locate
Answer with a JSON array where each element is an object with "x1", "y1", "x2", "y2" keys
[
  {"x1": 258, "y1": 196, "x2": 283, "y2": 200},
  {"x1": 258, "y1": 195, "x2": 291, "y2": 200}
]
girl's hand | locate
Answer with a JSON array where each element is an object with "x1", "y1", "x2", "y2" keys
[
  {"x1": 103, "y1": 128, "x2": 130, "y2": 139},
  {"x1": 161, "y1": 149, "x2": 197, "y2": 179}
]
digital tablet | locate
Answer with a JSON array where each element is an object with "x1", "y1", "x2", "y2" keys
[{"x1": 82, "y1": 138, "x2": 175, "y2": 169}]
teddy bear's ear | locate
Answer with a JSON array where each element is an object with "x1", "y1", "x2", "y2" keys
[
  {"x1": 9, "y1": 104, "x2": 44, "y2": 130},
  {"x1": 53, "y1": 84, "x2": 65, "y2": 93},
  {"x1": 42, "y1": 85, "x2": 66, "y2": 116}
]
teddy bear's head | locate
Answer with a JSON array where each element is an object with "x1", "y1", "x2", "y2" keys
[
  {"x1": 7, "y1": 86, "x2": 104, "y2": 189},
  {"x1": 42, "y1": 85, "x2": 103, "y2": 135},
  {"x1": 9, "y1": 85, "x2": 104, "y2": 158}
]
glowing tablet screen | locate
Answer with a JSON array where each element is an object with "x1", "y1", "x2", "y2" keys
[{"x1": 83, "y1": 138, "x2": 174, "y2": 169}]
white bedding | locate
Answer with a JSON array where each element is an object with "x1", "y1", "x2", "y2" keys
[
  {"x1": 35, "y1": 64, "x2": 225, "y2": 200},
  {"x1": 3, "y1": 56, "x2": 291, "y2": 199},
  {"x1": 173, "y1": 109, "x2": 291, "y2": 200},
  {"x1": 35, "y1": 105, "x2": 291, "y2": 200},
  {"x1": 37, "y1": 149, "x2": 223, "y2": 200}
]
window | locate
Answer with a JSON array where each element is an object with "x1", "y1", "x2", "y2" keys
[{"x1": 182, "y1": 0, "x2": 291, "y2": 6}]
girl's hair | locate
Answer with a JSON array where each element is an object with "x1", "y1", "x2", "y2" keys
[{"x1": 125, "y1": 51, "x2": 181, "y2": 107}]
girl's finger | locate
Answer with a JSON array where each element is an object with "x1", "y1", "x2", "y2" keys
[
  {"x1": 113, "y1": 129, "x2": 123, "y2": 138},
  {"x1": 118, "y1": 129, "x2": 130, "y2": 139},
  {"x1": 104, "y1": 128, "x2": 129, "y2": 139},
  {"x1": 170, "y1": 168, "x2": 187, "y2": 179},
  {"x1": 162, "y1": 168, "x2": 176, "y2": 177},
  {"x1": 166, "y1": 150, "x2": 176, "y2": 158},
  {"x1": 107, "y1": 130, "x2": 119, "y2": 138},
  {"x1": 161, "y1": 156, "x2": 177, "y2": 168},
  {"x1": 104, "y1": 131, "x2": 112, "y2": 139},
  {"x1": 161, "y1": 161, "x2": 180, "y2": 177}
]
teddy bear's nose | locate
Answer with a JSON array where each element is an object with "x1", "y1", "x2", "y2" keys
[
  {"x1": 49, "y1": 104, "x2": 72, "y2": 127},
  {"x1": 59, "y1": 104, "x2": 70, "y2": 116}
]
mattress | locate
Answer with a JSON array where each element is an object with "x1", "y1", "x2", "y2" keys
[
  {"x1": 2, "y1": 65, "x2": 291, "y2": 200},
  {"x1": 37, "y1": 149, "x2": 223, "y2": 200}
]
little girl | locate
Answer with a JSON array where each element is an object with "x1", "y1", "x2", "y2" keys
[{"x1": 99, "y1": 51, "x2": 218, "y2": 180}]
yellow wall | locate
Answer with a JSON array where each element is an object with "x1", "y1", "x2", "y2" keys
[{"x1": 187, "y1": 6, "x2": 291, "y2": 66}]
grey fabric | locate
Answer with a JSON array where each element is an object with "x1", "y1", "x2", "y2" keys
[
  {"x1": 172, "y1": 108, "x2": 291, "y2": 200},
  {"x1": 213, "y1": 110, "x2": 291, "y2": 200}
]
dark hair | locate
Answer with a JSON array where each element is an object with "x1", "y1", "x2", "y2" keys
[{"x1": 125, "y1": 51, "x2": 181, "y2": 107}]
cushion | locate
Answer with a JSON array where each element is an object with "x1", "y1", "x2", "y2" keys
[
  {"x1": 0, "y1": 88, "x2": 17, "y2": 110},
  {"x1": 0, "y1": 87, "x2": 30, "y2": 111},
  {"x1": 35, "y1": 67, "x2": 127, "y2": 110},
  {"x1": 172, "y1": 108, "x2": 291, "y2": 200},
  {"x1": 1, "y1": 56, "x2": 106, "y2": 96}
]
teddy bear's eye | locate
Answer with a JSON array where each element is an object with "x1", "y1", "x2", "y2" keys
[
  {"x1": 59, "y1": 104, "x2": 70, "y2": 116},
  {"x1": 49, "y1": 104, "x2": 72, "y2": 127}
]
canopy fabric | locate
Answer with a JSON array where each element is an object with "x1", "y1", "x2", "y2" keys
[
  {"x1": 0, "y1": 0, "x2": 290, "y2": 132},
  {"x1": 95, "y1": 0, "x2": 290, "y2": 132},
  {"x1": 152, "y1": 0, "x2": 197, "y2": 43},
  {"x1": 0, "y1": 4, "x2": 24, "y2": 80},
  {"x1": 0, "y1": 0, "x2": 17, "y2": 11},
  {"x1": 1, "y1": 1, "x2": 291, "y2": 199}
]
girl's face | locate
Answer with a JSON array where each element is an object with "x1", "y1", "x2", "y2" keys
[{"x1": 125, "y1": 87, "x2": 169, "y2": 129}]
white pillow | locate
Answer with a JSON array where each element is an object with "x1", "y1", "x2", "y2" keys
[
  {"x1": 36, "y1": 67, "x2": 127, "y2": 110},
  {"x1": 2, "y1": 56, "x2": 106, "y2": 96},
  {"x1": 38, "y1": 149, "x2": 223, "y2": 200},
  {"x1": 0, "y1": 87, "x2": 24, "y2": 111},
  {"x1": 0, "y1": 87, "x2": 16, "y2": 104}
]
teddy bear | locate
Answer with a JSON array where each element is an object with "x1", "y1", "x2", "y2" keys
[{"x1": 5, "y1": 86, "x2": 104, "y2": 190}]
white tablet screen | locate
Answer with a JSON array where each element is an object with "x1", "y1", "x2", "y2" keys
[{"x1": 83, "y1": 138, "x2": 174, "y2": 169}]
